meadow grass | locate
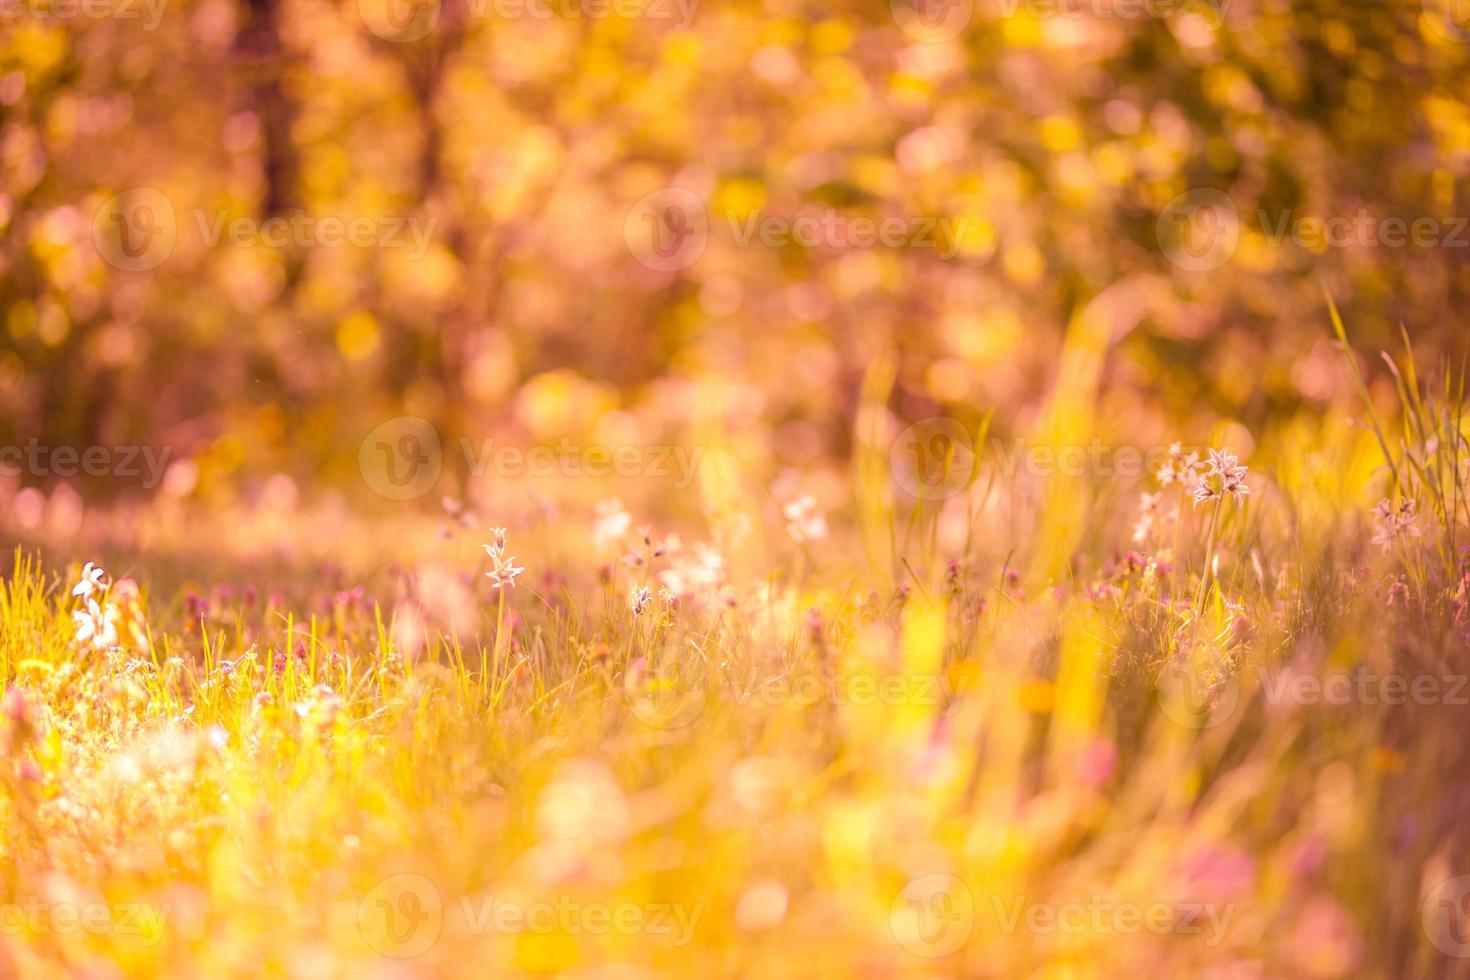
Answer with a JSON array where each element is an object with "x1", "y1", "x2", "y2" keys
[{"x1": 2, "y1": 334, "x2": 1469, "y2": 978}]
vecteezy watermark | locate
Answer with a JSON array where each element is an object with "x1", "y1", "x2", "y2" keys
[
  {"x1": 890, "y1": 418, "x2": 982, "y2": 501},
  {"x1": 888, "y1": 421, "x2": 1241, "y2": 500},
  {"x1": 1424, "y1": 875, "x2": 1470, "y2": 958},
  {"x1": 889, "y1": 875, "x2": 1236, "y2": 958},
  {"x1": 994, "y1": 0, "x2": 1226, "y2": 27},
  {"x1": 891, "y1": 874, "x2": 975, "y2": 957},
  {"x1": 723, "y1": 211, "x2": 966, "y2": 257},
  {"x1": 1157, "y1": 656, "x2": 1242, "y2": 731},
  {"x1": 191, "y1": 210, "x2": 437, "y2": 259},
  {"x1": 985, "y1": 439, "x2": 1203, "y2": 480},
  {"x1": 358, "y1": 416, "x2": 705, "y2": 501},
  {"x1": 448, "y1": 436, "x2": 701, "y2": 490},
  {"x1": 627, "y1": 666, "x2": 977, "y2": 731},
  {"x1": 1258, "y1": 667, "x2": 1470, "y2": 708},
  {"x1": 1155, "y1": 189, "x2": 1240, "y2": 273},
  {"x1": 1424, "y1": 0, "x2": 1470, "y2": 44},
  {"x1": 360, "y1": 417, "x2": 443, "y2": 502},
  {"x1": 91, "y1": 188, "x2": 177, "y2": 272},
  {"x1": 359, "y1": 874, "x2": 443, "y2": 958},
  {"x1": 894, "y1": 420, "x2": 1163, "y2": 502},
  {"x1": 890, "y1": 0, "x2": 1225, "y2": 43},
  {"x1": 890, "y1": 0, "x2": 972, "y2": 41},
  {"x1": 623, "y1": 188, "x2": 709, "y2": 272},
  {"x1": 91, "y1": 188, "x2": 437, "y2": 272},
  {"x1": 357, "y1": 0, "x2": 696, "y2": 42},
  {"x1": 1255, "y1": 211, "x2": 1470, "y2": 252},
  {"x1": 1160, "y1": 662, "x2": 1470, "y2": 732},
  {"x1": 0, "y1": 898, "x2": 171, "y2": 944},
  {"x1": 0, "y1": 0, "x2": 166, "y2": 29},
  {"x1": 1157, "y1": 190, "x2": 1470, "y2": 271},
  {"x1": 732, "y1": 670, "x2": 977, "y2": 709},
  {"x1": 357, "y1": 874, "x2": 703, "y2": 958},
  {"x1": 984, "y1": 895, "x2": 1235, "y2": 944},
  {"x1": 625, "y1": 639, "x2": 709, "y2": 730},
  {"x1": 0, "y1": 441, "x2": 171, "y2": 489},
  {"x1": 624, "y1": 188, "x2": 968, "y2": 272}
]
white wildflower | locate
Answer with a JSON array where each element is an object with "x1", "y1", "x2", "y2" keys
[
  {"x1": 593, "y1": 499, "x2": 632, "y2": 550},
  {"x1": 783, "y1": 495, "x2": 829, "y2": 544},
  {"x1": 73, "y1": 598, "x2": 118, "y2": 650},
  {"x1": 72, "y1": 561, "x2": 107, "y2": 600},
  {"x1": 484, "y1": 539, "x2": 524, "y2": 590},
  {"x1": 1371, "y1": 498, "x2": 1420, "y2": 551},
  {"x1": 1191, "y1": 446, "x2": 1250, "y2": 508}
]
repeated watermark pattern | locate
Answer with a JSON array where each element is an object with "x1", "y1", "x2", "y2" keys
[
  {"x1": 890, "y1": 417, "x2": 982, "y2": 501},
  {"x1": 627, "y1": 660, "x2": 983, "y2": 731},
  {"x1": 890, "y1": 0, "x2": 1226, "y2": 43},
  {"x1": 1158, "y1": 189, "x2": 1470, "y2": 272},
  {"x1": 890, "y1": 0, "x2": 974, "y2": 42},
  {"x1": 1159, "y1": 662, "x2": 1470, "y2": 731},
  {"x1": 731, "y1": 671, "x2": 977, "y2": 709},
  {"x1": 1424, "y1": 875, "x2": 1470, "y2": 958},
  {"x1": 890, "y1": 874, "x2": 1235, "y2": 958},
  {"x1": 1423, "y1": 0, "x2": 1470, "y2": 43},
  {"x1": 0, "y1": 0, "x2": 167, "y2": 29},
  {"x1": 891, "y1": 874, "x2": 976, "y2": 957},
  {"x1": 624, "y1": 639, "x2": 709, "y2": 730},
  {"x1": 0, "y1": 441, "x2": 171, "y2": 489},
  {"x1": 632, "y1": 644, "x2": 1470, "y2": 735},
  {"x1": 995, "y1": 0, "x2": 1226, "y2": 25},
  {"x1": 192, "y1": 211, "x2": 436, "y2": 258},
  {"x1": 359, "y1": 416, "x2": 704, "y2": 501},
  {"x1": 357, "y1": 873, "x2": 703, "y2": 958},
  {"x1": 0, "y1": 899, "x2": 171, "y2": 945},
  {"x1": 624, "y1": 187, "x2": 969, "y2": 272},
  {"x1": 91, "y1": 188, "x2": 437, "y2": 272},
  {"x1": 358, "y1": 0, "x2": 697, "y2": 42},
  {"x1": 888, "y1": 418, "x2": 1247, "y2": 500}
]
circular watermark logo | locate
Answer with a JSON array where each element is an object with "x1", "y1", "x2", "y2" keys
[
  {"x1": 358, "y1": 0, "x2": 440, "y2": 41},
  {"x1": 359, "y1": 416, "x2": 443, "y2": 501},
  {"x1": 1423, "y1": 874, "x2": 1470, "y2": 958},
  {"x1": 358, "y1": 873, "x2": 443, "y2": 958},
  {"x1": 1156, "y1": 189, "x2": 1239, "y2": 272},
  {"x1": 625, "y1": 640, "x2": 708, "y2": 730},
  {"x1": 624, "y1": 187, "x2": 708, "y2": 272},
  {"x1": 890, "y1": 873, "x2": 974, "y2": 958},
  {"x1": 1156, "y1": 656, "x2": 1242, "y2": 730},
  {"x1": 891, "y1": 0, "x2": 973, "y2": 42},
  {"x1": 890, "y1": 417, "x2": 978, "y2": 501},
  {"x1": 1425, "y1": 0, "x2": 1470, "y2": 42},
  {"x1": 92, "y1": 187, "x2": 177, "y2": 272}
]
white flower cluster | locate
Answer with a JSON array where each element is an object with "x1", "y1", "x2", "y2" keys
[
  {"x1": 1189, "y1": 449, "x2": 1251, "y2": 508},
  {"x1": 1371, "y1": 498, "x2": 1420, "y2": 551},
  {"x1": 484, "y1": 528, "x2": 525, "y2": 591},
  {"x1": 71, "y1": 561, "x2": 118, "y2": 650}
]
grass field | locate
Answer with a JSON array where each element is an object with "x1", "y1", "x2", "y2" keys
[
  {"x1": 3, "y1": 324, "x2": 1470, "y2": 978},
  {"x1": 7, "y1": 0, "x2": 1470, "y2": 973}
]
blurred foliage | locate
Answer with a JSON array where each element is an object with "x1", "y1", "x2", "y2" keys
[{"x1": 1, "y1": 0, "x2": 1469, "y2": 500}]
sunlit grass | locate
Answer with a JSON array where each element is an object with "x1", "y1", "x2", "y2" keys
[{"x1": 2, "y1": 334, "x2": 1469, "y2": 978}]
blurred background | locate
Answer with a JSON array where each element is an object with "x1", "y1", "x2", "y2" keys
[
  {"x1": 5, "y1": 10, "x2": 1470, "y2": 974},
  {"x1": 2, "y1": 0, "x2": 1469, "y2": 512}
]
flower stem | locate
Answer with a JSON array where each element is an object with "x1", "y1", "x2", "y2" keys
[
  {"x1": 1195, "y1": 502, "x2": 1223, "y2": 615},
  {"x1": 493, "y1": 586, "x2": 506, "y2": 685}
]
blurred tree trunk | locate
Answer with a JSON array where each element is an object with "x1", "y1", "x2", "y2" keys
[
  {"x1": 369, "y1": 9, "x2": 468, "y2": 412},
  {"x1": 234, "y1": 0, "x2": 299, "y2": 219},
  {"x1": 407, "y1": 60, "x2": 445, "y2": 202}
]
